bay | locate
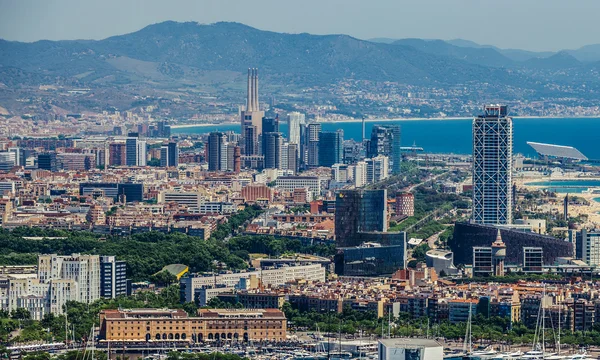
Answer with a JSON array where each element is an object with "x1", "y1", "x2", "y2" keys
[{"x1": 173, "y1": 117, "x2": 600, "y2": 159}]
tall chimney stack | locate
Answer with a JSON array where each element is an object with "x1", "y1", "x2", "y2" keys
[
  {"x1": 253, "y1": 68, "x2": 259, "y2": 111},
  {"x1": 247, "y1": 68, "x2": 252, "y2": 111}
]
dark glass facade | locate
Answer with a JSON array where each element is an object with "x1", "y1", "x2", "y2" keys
[
  {"x1": 79, "y1": 182, "x2": 143, "y2": 203},
  {"x1": 335, "y1": 189, "x2": 388, "y2": 247},
  {"x1": 262, "y1": 117, "x2": 279, "y2": 134},
  {"x1": 100, "y1": 256, "x2": 129, "y2": 299},
  {"x1": 318, "y1": 130, "x2": 343, "y2": 167},
  {"x1": 367, "y1": 125, "x2": 401, "y2": 175},
  {"x1": 38, "y1": 152, "x2": 57, "y2": 171},
  {"x1": 450, "y1": 222, "x2": 572, "y2": 265},
  {"x1": 334, "y1": 243, "x2": 406, "y2": 276}
]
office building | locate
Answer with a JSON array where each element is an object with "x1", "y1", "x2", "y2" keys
[
  {"x1": 0, "y1": 152, "x2": 16, "y2": 171},
  {"x1": 287, "y1": 112, "x2": 304, "y2": 146},
  {"x1": 100, "y1": 256, "x2": 129, "y2": 299},
  {"x1": 207, "y1": 132, "x2": 227, "y2": 171},
  {"x1": 451, "y1": 222, "x2": 573, "y2": 266},
  {"x1": 137, "y1": 140, "x2": 147, "y2": 166},
  {"x1": 331, "y1": 163, "x2": 350, "y2": 183},
  {"x1": 353, "y1": 161, "x2": 368, "y2": 187},
  {"x1": 79, "y1": 182, "x2": 143, "y2": 203},
  {"x1": 472, "y1": 105, "x2": 513, "y2": 225},
  {"x1": 161, "y1": 142, "x2": 178, "y2": 167},
  {"x1": 8, "y1": 147, "x2": 21, "y2": 166},
  {"x1": 577, "y1": 230, "x2": 600, "y2": 266},
  {"x1": 367, "y1": 125, "x2": 401, "y2": 175},
  {"x1": 334, "y1": 241, "x2": 406, "y2": 276},
  {"x1": 378, "y1": 338, "x2": 443, "y2": 360},
  {"x1": 158, "y1": 191, "x2": 203, "y2": 207},
  {"x1": 240, "y1": 68, "x2": 265, "y2": 155},
  {"x1": 395, "y1": 192, "x2": 414, "y2": 217},
  {"x1": 37, "y1": 152, "x2": 58, "y2": 171},
  {"x1": 109, "y1": 143, "x2": 126, "y2": 166},
  {"x1": 335, "y1": 189, "x2": 389, "y2": 247},
  {"x1": 281, "y1": 142, "x2": 298, "y2": 174},
  {"x1": 305, "y1": 123, "x2": 321, "y2": 168},
  {"x1": 262, "y1": 117, "x2": 279, "y2": 134},
  {"x1": 262, "y1": 132, "x2": 283, "y2": 169},
  {"x1": 472, "y1": 247, "x2": 493, "y2": 277},
  {"x1": 522, "y1": 247, "x2": 543, "y2": 273},
  {"x1": 126, "y1": 137, "x2": 138, "y2": 166},
  {"x1": 275, "y1": 176, "x2": 322, "y2": 198},
  {"x1": 156, "y1": 121, "x2": 171, "y2": 138},
  {"x1": 0, "y1": 181, "x2": 16, "y2": 195},
  {"x1": 56, "y1": 153, "x2": 94, "y2": 171},
  {"x1": 366, "y1": 155, "x2": 389, "y2": 183},
  {"x1": 318, "y1": 130, "x2": 343, "y2": 167},
  {"x1": 99, "y1": 308, "x2": 287, "y2": 342}
]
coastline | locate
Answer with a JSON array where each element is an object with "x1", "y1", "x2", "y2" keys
[{"x1": 171, "y1": 116, "x2": 600, "y2": 129}]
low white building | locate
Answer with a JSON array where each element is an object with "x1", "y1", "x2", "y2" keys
[{"x1": 378, "y1": 338, "x2": 443, "y2": 360}]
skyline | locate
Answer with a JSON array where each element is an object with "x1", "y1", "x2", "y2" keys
[{"x1": 0, "y1": 0, "x2": 598, "y2": 52}]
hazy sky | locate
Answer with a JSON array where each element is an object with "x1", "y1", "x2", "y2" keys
[{"x1": 0, "y1": 0, "x2": 598, "y2": 51}]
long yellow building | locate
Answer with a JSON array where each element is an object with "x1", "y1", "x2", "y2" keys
[{"x1": 99, "y1": 308, "x2": 287, "y2": 343}]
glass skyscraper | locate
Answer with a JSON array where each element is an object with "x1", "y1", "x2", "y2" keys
[
  {"x1": 318, "y1": 130, "x2": 343, "y2": 167},
  {"x1": 335, "y1": 189, "x2": 388, "y2": 247},
  {"x1": 472, "y1": 105, "x2": 513, "y2": 225},
  {"x1": 367, "y1": 125, "x2": 401, "y2": 175}
]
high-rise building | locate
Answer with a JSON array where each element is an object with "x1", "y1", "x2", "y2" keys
[
  {"x1": 335, "y1": 189, "x2": 388, "y2": 247},
  {"x1": 37, "y1": 254, "x2": 101, "y2": 305},
  {"x1": 367, "y1": 125, "x2": 401, "y2": 175},
  {"x1": 365, "y1": 155, "x2": 389, "y2": 183},
  {"x1": 0, "y1": 151, "x2": 16, "y2": 171},
  {"x1": 126, "y1": 137, "x2": 138, "y2": 166},
  {"x1": 37, "y1": 152, "x2": 57, "y2": 171},
  {"x1": 305, "y1": 123, "x2": 321, "y2": 168},
  {"x1": 109, "y1": 143, "x2": 126, "y2": 166},
  {"x1": 577, "y1": 230, "x2": 600, "y2": 266},
  {"x1": 137, "y1": 140, "x2": 147, "y2": 166},
  {"x1": 281, "y1": 142, "x2": 298, "y2": 174},
  {"x1": 353, "y1": 161, "x2": 368, "y2": 187},
  {"x1": 160, "y1": 142, "x2": 179, "y2": 167},
  {"x1": 287, "y1": 112, "x2": 304, "y2": 146},
  {"x1": 207, "y1": 132, "x2": 227, "y2": 171},
  {"x1": 395, "y1": 192, "x2": 415, "y2": 217},
  {"x1": 8, "y1": 147, "x2": 21, "y2": 166},
  {"x1": 472, "y1": 247, "x2": 493, "y2": 277},
  {"x1": 472, "y1": 105, "x2": 513, "y2": 225},
  {"x1": 240, "y1": 68, "x2": 265, "y2": 155},
  {"x1": 262, "y1": 117, "x2": 279, "y2": 134},
  {"x1": 100, "y1": 256, "x2": 129, "y2": 299},
  {"x1": 263, "y1": 132, "x2": 283, "y2": 169},
  {"x1": 318, "y1": 130, "x2": 343, "y2": 167}
]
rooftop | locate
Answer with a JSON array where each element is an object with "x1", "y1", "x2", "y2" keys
[
  {"x1": 379, "y1": 338, "x2": 442, "y2": 348},
  {"x1": 527, "y1": 141, "x2": 588, "y2": 161}
]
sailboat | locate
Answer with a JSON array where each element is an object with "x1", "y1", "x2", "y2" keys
[{"x1": 521, "y1": 285, "x2": 556, "y2": 359}]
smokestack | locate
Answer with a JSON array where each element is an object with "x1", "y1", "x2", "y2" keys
[
  {"x1": 247, "y1": 68, "x2": 252, "y2": 111},
  {"x1": 253, "y1": 68, "x2": 259, "y2": 111}
]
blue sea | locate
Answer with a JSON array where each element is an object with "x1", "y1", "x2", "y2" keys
[
  {"x1": 526, "y1": 180, "x2": 600, "y2": 194},
  {"x1": 173, "y1": 117, "x2": 600, "y2": 159}
]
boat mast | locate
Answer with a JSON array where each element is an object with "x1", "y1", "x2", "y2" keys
[{"x1": 542, "y1": 284, "x2": 546, "y2": 354}]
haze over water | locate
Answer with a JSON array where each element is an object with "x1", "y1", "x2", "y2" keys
[{"x1": 174, "y1": 117, "x2": 600, "y2": 159}]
